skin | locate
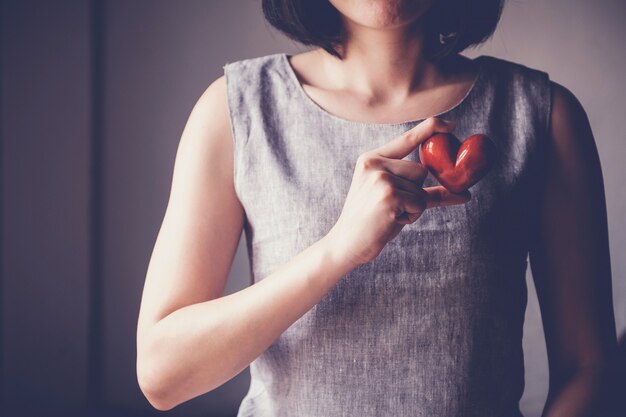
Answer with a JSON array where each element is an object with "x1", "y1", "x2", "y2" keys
[{"x1": 135, "y1": 0, "x2": 618, "y2": 413}]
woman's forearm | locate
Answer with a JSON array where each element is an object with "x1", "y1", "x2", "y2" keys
[
  {"x1": 542, "y1": 363, "x2": 616, "y2": 417},
  {"x1": 136, "y1": 233, "x2": 354, "y2": 411}
]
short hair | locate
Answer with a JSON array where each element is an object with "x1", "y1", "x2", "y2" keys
[{"x1": 261, "y1": 0, "x2": 505, "y2": 61}]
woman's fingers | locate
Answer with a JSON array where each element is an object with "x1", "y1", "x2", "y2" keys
[
  {"x1": 382, "y1": 174, "x2": 470, "y2": 223},
  {"x1": 423, "y1": 186, "x2": 471, "y2": 209},
  {"x1": 373, "y1": 117, "x2": 456, "y2": 160},
  {"x1": 384, "y1": 169, "x2": 427, "y2": 195},
  {"x1": 393, "y1": 189, "x2": 428, "y2": 224},
  {"x1": 393, "y1": 186, "x2": 471, "y2": 224},
  {"x1": 386, "y1": 166, "x2": 473, "y2": 209},
  {"x1": 380, "y1": 157, "x2": 428, "y2": 186}
]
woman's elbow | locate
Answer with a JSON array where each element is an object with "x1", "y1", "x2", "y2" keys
[{"x1": 136, "y1": 349, "x2": 178, "y2": 411}]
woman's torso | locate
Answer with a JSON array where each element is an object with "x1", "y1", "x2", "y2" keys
[{"x1": 222, "y1": 51, "x2": 551, "y2": 417}]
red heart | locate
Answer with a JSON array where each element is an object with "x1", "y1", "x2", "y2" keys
[{"x1": 418, "y1": 132, "x2": 497, "y2": 194}]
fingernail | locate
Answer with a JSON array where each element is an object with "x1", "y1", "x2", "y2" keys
[{"x1": 442, "y1": 119, "x2": 456, "y2": 126}]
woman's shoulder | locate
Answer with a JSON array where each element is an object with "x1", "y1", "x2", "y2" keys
[
  {"x1": 476, "y1": 54, "x2": 551, "y2": 85},
  {"x1": 475, "y1": 54, "x2": 552, "y2": 121},
  {"x1": 222, "y1": 52, "x2": 286, "y2": 77},
  {"x1": 222, "y1": 51, "x2": 292, "y2": 103}
]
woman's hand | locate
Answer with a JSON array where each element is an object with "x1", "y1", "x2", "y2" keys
[{"x1": 326, "y1": 117, "x2": 471, "y2": 268}]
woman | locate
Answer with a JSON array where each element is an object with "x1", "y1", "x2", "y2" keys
[{"x1": 135, "y1": 0, "x2": 619, "y2": 416}]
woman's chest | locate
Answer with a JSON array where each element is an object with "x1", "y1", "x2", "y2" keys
[{"x1": 237, "y1": 131, "x2": 531, "y2": 282}]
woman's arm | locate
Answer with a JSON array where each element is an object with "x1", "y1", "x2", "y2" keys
[
  {"x1": 528, "y1": 80, "x2": 619, "y2": 417},
  {"x1": 135, "y1": 73, "x2": 462, "y2": 411},
  {"x1": 135, "y1": 75, "x2": 357, "y2": 411}
]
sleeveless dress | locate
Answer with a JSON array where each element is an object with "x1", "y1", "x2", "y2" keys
[{"x1": 222, "y1": 52, "x2": 551, "y2": 417}]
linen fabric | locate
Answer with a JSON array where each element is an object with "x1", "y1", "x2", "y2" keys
[{"x1": 222, "y1": 52, "x2": 551, "y2": 417}]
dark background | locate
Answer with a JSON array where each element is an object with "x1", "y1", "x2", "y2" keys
[{"x1": 1, "y1": 1, "x2": 624, "y2": 416}]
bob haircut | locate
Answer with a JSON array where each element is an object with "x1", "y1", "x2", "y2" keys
[{"x1": 262, "y1": 0, "x2": 505, "y2": 62}]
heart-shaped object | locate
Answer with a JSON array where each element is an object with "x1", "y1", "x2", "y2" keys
[{"x1": 418, "y1": 132, "x2": 497, "y2": 194}]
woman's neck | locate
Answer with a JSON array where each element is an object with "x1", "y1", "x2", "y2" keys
[{"x1": 317, "y1": 16, "x2": 453, "y2": 105}]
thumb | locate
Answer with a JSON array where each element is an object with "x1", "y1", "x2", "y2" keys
[{"x1": 373, "y1": 117, "x2": 456, "y2": 160}]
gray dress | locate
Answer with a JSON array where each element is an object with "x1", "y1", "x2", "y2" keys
[{"x1": 223, "y1": 51, "x2": 551, "y2": 417}]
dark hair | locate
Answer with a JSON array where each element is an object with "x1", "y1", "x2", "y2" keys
[{"x1": 261, "y1": 0, "x2": 505, "y2": 62}]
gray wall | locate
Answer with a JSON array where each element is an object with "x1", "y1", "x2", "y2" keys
[
  {"x1": 1, "y1": 1, "x2": 93, "y2": 414},
  {"x1": 1, "y1": 1, "x2": 624, "y2": 416}
]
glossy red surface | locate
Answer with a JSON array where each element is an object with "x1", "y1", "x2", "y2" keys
[{"x1": 418, "y1": 132, "x2": 497, "y2": 193}]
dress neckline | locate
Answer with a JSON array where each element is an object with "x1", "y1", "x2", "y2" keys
[{"x1": 281, "y1": 52, "x2": 488, "y2": 128}]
